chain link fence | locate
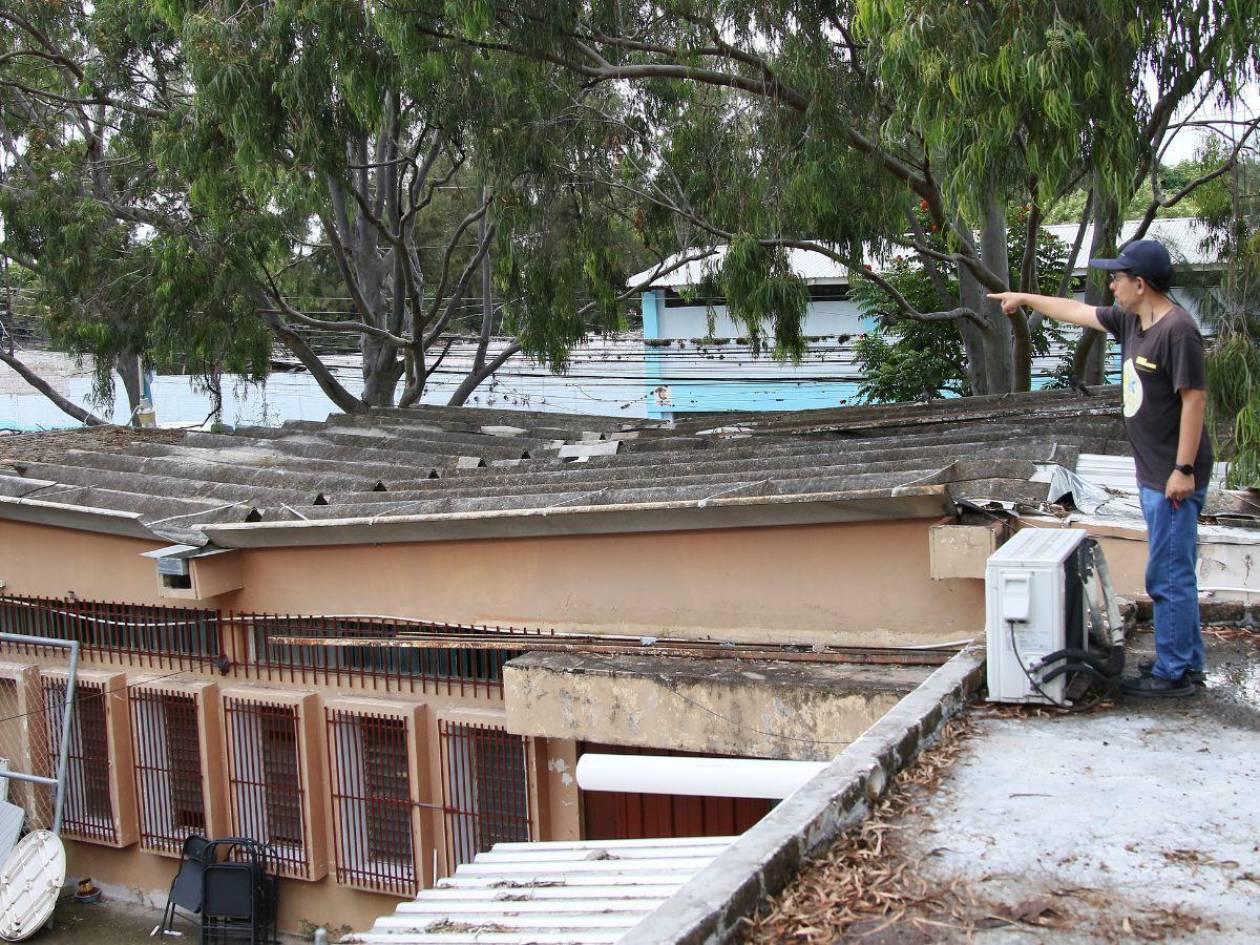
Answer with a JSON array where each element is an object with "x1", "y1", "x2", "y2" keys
[{"x1": 0, "y1": 634, "x2": 77, "y2": 838}]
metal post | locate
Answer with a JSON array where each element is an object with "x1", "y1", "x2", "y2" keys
[{"x1": 51, "y1": 639, "x2": 78, "y2": 835}]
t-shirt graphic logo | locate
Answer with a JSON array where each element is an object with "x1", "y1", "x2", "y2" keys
[{"x1": 1122, "y1": 357, "x2": 1143, "y2": 418}]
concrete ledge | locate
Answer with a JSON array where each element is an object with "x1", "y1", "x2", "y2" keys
[{"x1": 620, "y1": 643, "x2": 986, "y2": 945}]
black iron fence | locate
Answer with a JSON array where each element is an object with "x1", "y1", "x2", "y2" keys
[
  {"x1": 44, "y1": 678, "x2": 116, "y2": 844},
  {"x1": 235, "y1": 614, "x2": 534, "y2": 697}
]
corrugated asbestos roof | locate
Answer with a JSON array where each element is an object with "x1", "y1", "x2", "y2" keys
[
  {"x1": 0, "y1": 387, "x2": 1133, "y2": 547},
  {"x1": 350, "y1": 836, "x2": 733, "y2": 945}
]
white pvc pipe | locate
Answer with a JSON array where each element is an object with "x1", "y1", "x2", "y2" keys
[
  {"x1": 575, "y1": 753, "x2": 829, "y2": 800},
  {"x1": 1199, "y1": 585, "x2": 1260, "y2": 597}
]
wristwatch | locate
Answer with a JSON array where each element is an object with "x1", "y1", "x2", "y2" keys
[{"x1": 1175, "y1": 463, "x2": 1194, "y2": 475}]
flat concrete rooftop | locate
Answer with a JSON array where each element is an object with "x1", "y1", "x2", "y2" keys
[{"x1": 746, "y1": 629, "x2": 1260, "y2": 943}]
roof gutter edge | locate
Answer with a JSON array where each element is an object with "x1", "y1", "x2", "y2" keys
[
  {"x1": 197, "y1": 486, "x2": 955, "y2": 549},
  {"x1": 0, "y1": 494, "x2": 157, "y2": 541}
]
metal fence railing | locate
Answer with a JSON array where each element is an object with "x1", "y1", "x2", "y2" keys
[
  {"x1": 43, "y1": 673, "x2": 111, "y2": 843},
  {"x1": 438, "y1": 720, "x2": 533, "y2": 874},
  {"x1": 236, "y1": 614, "x2": 530, "y2": 697},
  {"x1": 0, "y1": 596, "x2": 222, "y2": 671},
  {"x1": 327, "y1": 708, "x2": 417, "y2": 895}
]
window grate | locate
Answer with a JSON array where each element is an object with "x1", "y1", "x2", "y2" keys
[
  {"x1": 44, "y1": 679, "x2": 116, "y2": 844},
  {"x1": 438, "y1": 720, "x2": 532, "y2": 873},
  {"x1": 326, "y1": 709, "x2": 417, "y2": 895},
  {"x1": 0, "y1": 595, "x2": 221, "y2": 670},
  {"x1": 131, "y1": 689, "x2": 206, "y2": 853},
  {"x1": 224, "y1": 698, "x2": 309, "y2": 877},
  {"x1": 236, "y1": 614, "x2": 534, "y2": 697}
]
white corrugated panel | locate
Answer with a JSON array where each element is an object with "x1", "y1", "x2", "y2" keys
[
  {"x1": 349, "y1": 836, "x2": 735, "y2": 945},
  {"x1": 1076, "y1": 454, "x2": 1231, "y2": 495}
]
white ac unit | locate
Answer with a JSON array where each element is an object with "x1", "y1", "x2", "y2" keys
[{"x1": 986, "y1": 528, "x2": 1121, "y2": 705}]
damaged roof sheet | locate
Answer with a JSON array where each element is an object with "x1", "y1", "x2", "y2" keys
[{"x1": 0, "y1": 387, "x2": 1138, "y2": 547}]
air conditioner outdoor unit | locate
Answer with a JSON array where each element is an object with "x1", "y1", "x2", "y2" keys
[{"x1": 986, "y1": 527, "x2": 1124, "y2": 706}]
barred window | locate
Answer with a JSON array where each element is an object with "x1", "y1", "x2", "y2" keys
[
  {"x1": 439, "y1": 721, "x2": 532, "y2": 872},
  {"x1": 44, "y1": 679, "x2": 115, "y2": 844},
  {"x1": 327, "y1": 709, "x2": 416, "y2": 895},
  {"x1": 131, "y1": 689, "x2": 206, "y2": 853},
  {"x1": 224, "y1": 698, "x2": 309, "y2": 877}
]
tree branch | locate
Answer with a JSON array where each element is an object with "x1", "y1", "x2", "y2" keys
[
  {"x1": 0, "y1": 350, "x2": 107, "y2": 425},
  {"x1": 1132, "y1": 117, "x2": 1260, "y2": 239}
]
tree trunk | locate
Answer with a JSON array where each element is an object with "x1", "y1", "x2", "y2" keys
[
  {"x1": 1071, "y1": 193, "x2": 1120, "y2": 385},
  {"x1": 955, "y1": 317, "x2": 990, "y2": 395},
  {"x1": 114, "y1": 352, "x2": 142, "y2": 425},
  {"x1": 360, "y1": 336, "x2": 404, "y2": 407},
  {"x1": 977, "y1": 195, "x2": 1017, "y2": 393},
  {"x1": 0, "y1": 351, "x2": 107, "y2": 425}
]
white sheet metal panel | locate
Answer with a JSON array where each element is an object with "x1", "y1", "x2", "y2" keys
[
  {"x1": 576, "y1": 753, "x2": 828, "y2": 799},
  {"x1": 0, "y1": 802, "x2": 23, "y2": 870},
  {"x1": 351, "y1": 836, "x2": 735, "y2": 945},
  {"x1": 1075, "y1": 454, "x2": 1230, "y2": 495}
]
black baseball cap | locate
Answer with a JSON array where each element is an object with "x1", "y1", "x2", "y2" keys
[{"x1": 1089, "y1": 239, "x2": 1173, "y2": 292}]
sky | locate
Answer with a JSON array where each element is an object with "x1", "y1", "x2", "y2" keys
[{"x1": 1157, "y1": 81, "x2": 1260, "y2": 164}]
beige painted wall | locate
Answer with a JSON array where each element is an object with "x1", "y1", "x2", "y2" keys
[{"x1": 0, "y1": 517, "x2": 985, "y2": 645}]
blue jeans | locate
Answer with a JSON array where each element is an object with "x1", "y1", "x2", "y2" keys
[{"x1": 1138, "y1": 485, "x2": 1208, "y2": 680}]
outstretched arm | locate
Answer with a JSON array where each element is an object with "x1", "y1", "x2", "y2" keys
[{"x1": 988, "y1": 292, "x2": 1106, "y2": 332}]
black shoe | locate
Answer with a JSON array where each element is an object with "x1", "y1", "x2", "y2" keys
[
  {"x1": 1121, "y1": 673, "x2": 1196, "y2": 698},
  {"x1": 1137, "y1": 660, "x2": 1206, "y2": 686}
]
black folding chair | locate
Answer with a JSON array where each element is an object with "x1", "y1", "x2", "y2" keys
[
  {"x1": 200, "y1": 839, "x2": 279, "y2": 945},
  {"x1": 154, "y1": 834, "x2": 212, "y2": 938}
]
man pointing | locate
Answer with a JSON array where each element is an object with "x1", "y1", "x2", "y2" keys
[{"x1": 989, "y1": 239, "x2": 1212, "y2": 698}]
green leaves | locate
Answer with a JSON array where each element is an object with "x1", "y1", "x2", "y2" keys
[{"x1": 718, "y1": 236, "x2": 809, "y2": 360}]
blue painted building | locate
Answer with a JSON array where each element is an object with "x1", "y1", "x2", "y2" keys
[{"x1": 635, "y1": 218, "x2": 1219, "y2": 419}]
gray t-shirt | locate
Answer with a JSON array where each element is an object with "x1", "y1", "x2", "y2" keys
[{"x1": 1096, "y1": 303, "x2": 1213, "y2": 491}]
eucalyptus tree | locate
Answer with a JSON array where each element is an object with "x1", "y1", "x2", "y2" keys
[
  {"x1": 3, "y1": 0, "x2": 689, "y2": 424},
  {"x1": 148, "y1": 0, "x2": 694, "y2": 412},
  {"x1": 0, "y1": 0, "x2": 272, "y2": 424},
  {"x1": 437, "y1": 0, "x2": 1260, "y2": 393}
]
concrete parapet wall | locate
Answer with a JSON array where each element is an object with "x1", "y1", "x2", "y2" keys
[
  {"x1": 504, "y1": 652, "x2": 931, "y2": 762},
  {"x1": 619, "y1": 644, "x2": 986, "y2": 945}
]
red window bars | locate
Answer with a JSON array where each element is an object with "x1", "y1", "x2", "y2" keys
[
  {"x1": 131, "y1": 689, "x2": 206, "y2": 854},
  {"x1": 43, "y1": 679, "x2": 116, "y2": 844},
  {"x1": 0, "y1": 595, "x2": 222, "y2": 670},
  {"x1": 236, "y1": 614, "x2": 533, "y2": 696},
  {"x1": 438, "y1": 721, "x2": 533, "y2": 873},
  {"x1": 326, "y1": 709, "x2": 417, "y2": 895},
  {"x1": 224, "y1": 698, "x2": 308, "y2": 877}
]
